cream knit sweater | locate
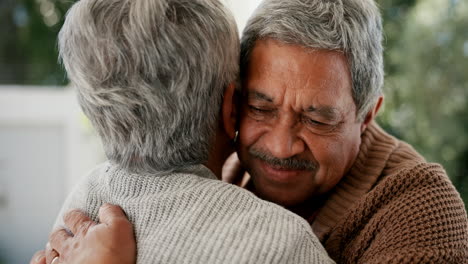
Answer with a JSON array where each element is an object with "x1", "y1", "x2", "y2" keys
[{"x1": 55, "y1": 163, "x2": 333, "y2": 263}]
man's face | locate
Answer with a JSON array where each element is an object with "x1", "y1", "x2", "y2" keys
[{"x1": 237, "y1": 39, "x2": 362, "y2": 207}]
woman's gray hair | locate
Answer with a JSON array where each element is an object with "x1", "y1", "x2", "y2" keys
[
  {"x1": 59, "y1": 0, "x2": 239, "y2": 172},
  {"x1": 241, "y1": 0, "x2": 383, "y2": 121}
]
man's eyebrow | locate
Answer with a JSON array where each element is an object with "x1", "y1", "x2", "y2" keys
[
  {"x1": 246, "y1": 91, "x2": 273, "y2": 102},
  {"x1": 305, "y1": 106, "x2": 341, "y2": 120}
]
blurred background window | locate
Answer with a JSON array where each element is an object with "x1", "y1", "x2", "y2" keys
[{"x1": 0, "y1": 0, "x2": 467, "y2": 263}]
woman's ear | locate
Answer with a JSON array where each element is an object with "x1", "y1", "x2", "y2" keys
[
  {"x1": 361, "y1": 96, "x2": 383, "y2": 133},
  {"x1": 221, "y1": 83, "x2": 238, "y2": 140}
]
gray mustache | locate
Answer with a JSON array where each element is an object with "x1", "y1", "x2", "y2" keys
[{"x1": 249, "y1": 148, "x2": 317, "y2": 171}]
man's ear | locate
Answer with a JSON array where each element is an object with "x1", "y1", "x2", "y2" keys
[
  {"x1": 222, "y1": 82, "x2": 238, "y2": 140},
  {"x1": 360, "y1": 95, "x2": 383, "y2": 133}
]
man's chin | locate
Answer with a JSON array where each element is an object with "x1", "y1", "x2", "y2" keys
[{"x1": 253, "y1": 185, "x2": 307, "y2": 208}]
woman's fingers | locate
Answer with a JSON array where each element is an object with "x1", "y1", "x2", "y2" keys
[
  {"x1": 30, "y1": 250, "x2": 46, "y2": 264},
  {"x1": 45, "y1": 243, "x2": 59, "y2": 264}
]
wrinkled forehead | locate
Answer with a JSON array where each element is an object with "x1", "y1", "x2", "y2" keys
[
  {"x1": 243, "y1": 40, "x2": 351, "y2": 85},
  {"x1": 241, "y1": 39, "x2": 355, "y2": 114}
]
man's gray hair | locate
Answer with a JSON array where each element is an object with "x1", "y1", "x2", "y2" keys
[
  {"x1": 241, "y1": 0, "x2": 383, "y2": 121},
  {"x1": 59, "y1": 0, "x2": 239, "y2": 172}
]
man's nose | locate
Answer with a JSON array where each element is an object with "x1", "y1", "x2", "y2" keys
[{"x1": 262, "y1": 120, "x2": 305, "y2": 159}]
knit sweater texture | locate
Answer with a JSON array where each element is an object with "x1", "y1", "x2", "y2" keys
[
  {"x1": 310, "y1": 122, "x2": 468, "y2": 263},
  {"x1": 55, "y1": 163, "x2": 334, "y2": 263}
]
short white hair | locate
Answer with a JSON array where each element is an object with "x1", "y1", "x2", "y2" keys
[
  {"x1": 59, "y1": 0, "x2": 239, "y2": 172},
  {"x1": 241, "y1": 0, "x2": 384, "y2": 121}
]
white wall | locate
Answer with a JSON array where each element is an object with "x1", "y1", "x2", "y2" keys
[
  {"x1": 0, "y1": 87, "x2": 105, "y2": 264},
  {"x1": 223, "y1": 0, "x2": 263, "y2": 33}
]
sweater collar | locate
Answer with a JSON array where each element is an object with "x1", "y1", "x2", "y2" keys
[
  {"x1": 311, "y1": 121, "x2": 399, "y2": 240},
  {"x1": 106, "y1": 163, "x2": 218, "y2": 181}
]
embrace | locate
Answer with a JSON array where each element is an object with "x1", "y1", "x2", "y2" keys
[{"x1": 32, "y1": 0, "x2": 468, "y2": 263}]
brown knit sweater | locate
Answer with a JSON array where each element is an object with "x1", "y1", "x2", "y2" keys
[{"x1": 310, "y1": 122, "x2": 468, "y2": 263}]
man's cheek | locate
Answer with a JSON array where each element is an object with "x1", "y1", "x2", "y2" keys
[{"x1": 239, "y1": 121, "x2": 268, "y2": 146}]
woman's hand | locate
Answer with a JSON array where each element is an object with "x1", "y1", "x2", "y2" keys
[{"x1": 30, "y1": 204, "x2": 136, "y2": 264}]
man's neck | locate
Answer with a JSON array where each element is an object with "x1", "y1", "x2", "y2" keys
[
  {"x1": 286, "y1": 195, "x2": 328, "y2": 223},
  {"x1": 244, "y1": 180, "x2": 327, "y2": 223}
]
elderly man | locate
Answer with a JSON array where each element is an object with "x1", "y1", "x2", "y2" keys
[
  {"x1": 33, "y1": 0, "x2": 468, "y2": 263},
  {"x1": 232, "y1": 0, "x2": 468, "y2": 262},
  {"x1": 30, "y1": 0, "x2": 335, "y2": 263},
  {"x1": 234, "y1": 0, "x2": 468, "y2": 262}
]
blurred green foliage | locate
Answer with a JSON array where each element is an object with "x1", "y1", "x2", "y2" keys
[
  {"x1": 377, "y1": 0, "x2": 468, "y2": 208},
  {"x1": 0, "y1": 0, "x2": 467, "y2": 207},
  {"x1": 0, "y1": 0, "x2": 73, "y2": 85}
]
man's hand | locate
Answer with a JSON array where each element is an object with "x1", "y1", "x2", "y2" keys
[
  {"x1": 222, "y1": 152, "x2": 250, "y2": 187},
  {"x1": 30, "y1": 204, "x2": 136, "y2": 264}
]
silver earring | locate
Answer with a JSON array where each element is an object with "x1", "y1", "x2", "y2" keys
[{"x1": 233, "y1": 131, "x2": 239, "y2": 144}]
